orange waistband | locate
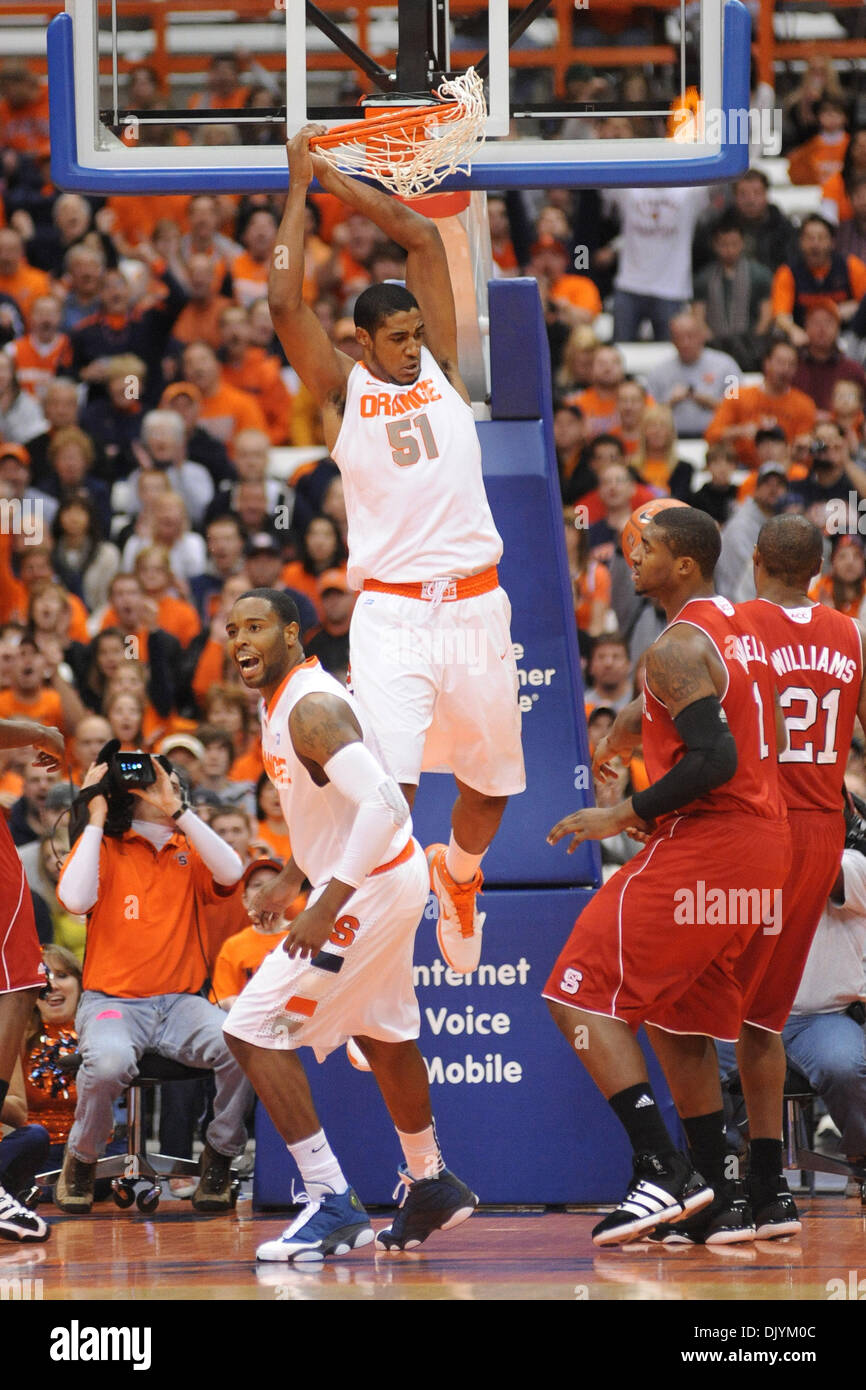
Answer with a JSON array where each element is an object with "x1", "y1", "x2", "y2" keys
[
  {"x1": 370, "y1": 838, "x2": 416, "y2": 877},
  {"x1": 362, "y1": 566, "x2": 499, "y2": 602}
]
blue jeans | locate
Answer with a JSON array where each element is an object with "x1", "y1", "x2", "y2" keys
[
  {"x1": 783, "y1": 1011, "x2": 866, "y2": 1158},
  {"x1": 613, "y1": 289, "x2": 686, "y2": 342},
  {"x1": 0, "y1": 1124, "x2": 50, "y2": 1195},
  {"x1": 67, "y1": 992, "x2": 252, "y2": 1164}
]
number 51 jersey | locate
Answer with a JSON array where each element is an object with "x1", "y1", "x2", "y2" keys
[
  {"x1": 736, "y1": 599, "x2": 862, "y2": 811},
  {"x1": 331, "y1": 345, "x2": 502, "y2": 589}
]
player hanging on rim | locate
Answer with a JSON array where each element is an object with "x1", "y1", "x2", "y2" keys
[
  {"x1": 544, "y1": 506, "x2": 791, "y2": 1246},
  {"x1": 266, "y1": 128, "x2": 526, "y2": 974},
  {"x1": 222, "y1": 588, "x2": 477, "y2": 1262}
]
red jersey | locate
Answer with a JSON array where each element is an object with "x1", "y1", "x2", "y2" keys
[
  {"x1": 737, "y1": 598, "x2": 862, "y2": 812},
  {"x1": 643, "y1": 595, "x2": 785, "y2": 822}
]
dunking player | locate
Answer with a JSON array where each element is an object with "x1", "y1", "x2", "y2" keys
[
  {"x1": 727, "y1": 515, "x2": 866, "y2": 1237},
  {"x1": 544, "y1": 507, "x2": 791, "y2": 1246},
  {"x1": 267, "y1": 129, "x2": 525, "y2": 973},
  {"x1": 222, "y1": 589, "x2": 477, "y2": 1261},
  {"x1": 0, "y1": 715, "x2": 65, "y2": 1242}
]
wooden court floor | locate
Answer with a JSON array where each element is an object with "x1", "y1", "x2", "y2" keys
[{"x1": 1, "y1": 1192, "x2": 863, "y2": 1301}]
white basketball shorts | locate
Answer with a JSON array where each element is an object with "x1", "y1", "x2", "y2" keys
[
  {"x1": 348, "y1": 584, "x2": 526, "y2": 796},
  {"x1": 223, "y1": 840, "x2": 429, "y2": 1060}
]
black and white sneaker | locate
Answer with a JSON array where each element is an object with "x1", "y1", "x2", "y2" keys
[
  {"x1": 645, "y1": 1182, "x2": 756, "y2": 1246},
  {"x1": 0, "y1": 1184, "x2": 49, "y2": 1243},
  {"x1": 749, "y1": 1176, "x2": 801, "y2": 1239},
  {"x1": 591, "y1": 1151, "x2": 713, "y2": 1247}
]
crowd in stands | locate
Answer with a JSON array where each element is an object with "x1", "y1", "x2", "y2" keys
[{"x1": 1, "y1": 47, "x2": 866, "y2": 1176}]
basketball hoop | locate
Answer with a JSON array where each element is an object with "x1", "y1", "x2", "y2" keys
[{"x1": 309, "y1": 68, "x2": 486, "y2": 200}]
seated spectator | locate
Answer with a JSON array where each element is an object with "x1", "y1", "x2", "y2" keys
[
  {"x1": 159, "y1": 381, "x2": 233, "y2": 484},
  {"x1": 771, "y1": 214, "x2": 866, "y2": 344},
  {"x1": 727, "y1": 169, "x2": 798, "y2": 274},
  {"x1": 633, "y1": 405, "x2": 693, "y2": 499},
  {"x1": 194, "y1": 726, "x2": 255, "y2": 815},
  {"x1": 179, "y1": 195, "x2": 240, "y2": 277},
  {"x1": 555, "y1": 325, "x2": 600, "y2": 399},
  {"x1": 217, "y1": 306, "x2": 292, "y2": 446},
  {"x1": 51, "y1": 495, "x2": 121, "y2": 612},
  {"x1": 94, "y1": 574, "x2": 183, "y2": 716},
  {"x1": 212, "y1": 860, "x2": 299, "y2": 1011},
  {"x1": 566, "y1": 345, "x2": 624, "y2": 435},
  {"x1": 172, "y1": 253, "x2": 233, "y2": 351},
  {"x1": 24, "y1": 191, "x2": 115, "y2": 279},
  {"x1": 614, "y1": 379, "x2": 647, "y2": 459},
  {"x1": 67, "y1": 713, "x2": 112, "y2": 784},
  {"x1": 240, "y1": 534, "x2": 317, "y2": 632},
  {"x1": 305, "y1": 570, "x2": 355, "y2": 678},
  {"x1": 645, "y1": 310, "x2": 741, "y2": 438},
  {"x1": 822, "y1": 129, "x2": 866, "y2": 228},
  {"x1": 204, "y1": 426, "x2": 287, "y2": 528},
  {"x1": 583, "y1": 633, "x2": 633, "y2": 714},
  {"x1": 155, "y1": 731, "x2": 205, "y2": 790},
  {"x1": 122, "y1": 490, "x2": 207, "y2": 584},
  {"x1": 809, "y1": 534, "x2": 866, "y2": 620},
  {"x1": 691, "y1": 442, "x2": 739, "y2": 525},
  {"x1": 6, "y1": 760, "x2": 53, "y2": 848},
  {"x1": 797, "y1": 419, "x2": 866, "y2": 512},
  {"x1": 254, "y1": 770, "x2": 292, "y2": 863},
  {"x1": 44, "y1": 425, "x2": 112, "y2": 535},
  {"x1": 0, "y1": 61, "x2": 51, "y2": 160},
  {"x1": 571, "y1": 435, "x2": 657, "y2": 522},
  {"x1": 104, "y1": 689, "x2": 148, "y2": 750},
  {"x1": 110, "y1": 466, "x2": 169, "y2": 552},
  {"x1": 529, "y1": 234, "x2": 602, "y2": 329},
  {"x1": 788, "y1": 95, "x2": 850, "y2": 187},
  {"x1": 118, "y1": 408, "x2": 214, "y2": 529},
  {"x1": 280, "y1": 514, "x2": 346, "y2": 619},
  {"x1": 782, "y1": 829, "x2": 866, "y2": 1166},
  {"x1": 488, "y1": 196, "x2": 518, "y2": 275},
  {"x1": 715, "y1": 462, "x2": 789, "y2": 601},
  {"x1": 585, "y1": 464, "x2": 637, "y2": 564},
  {"x1": 57, "y1": 245, "x2": 105, "y2": 334},
  {"x1": 705, "y1": 338, "x2": 817, "y2": 469},
  {"x1": 180, "y1": 341, "x2": 267, "y2": 447},
  {"x1": 188, "y1": 54, "x2": 247, "y2": 112},
  {"x1": 552, "y1": 402, "x2": 587, "y2": 496},
  {"x1": 569, "y1": 520, "x2": 612, "y2": 639},
  {"x1": 25, "y1": 378, "x2": 83, "y2": 488},
  {"x1": 132, "y1": 545, "x2": 201, "y2": 648},
  {"x1": 103, "y1": 658, "x2": 191, "y2": 748},
  {"x1": 692, "y1": 213, "x2": 773, "y2": 372},
  {"x1": 77, "y1": 354, "x2": 147, "y2": 476},
  {"x1": 792, "y1": 301, "x2": 866, "y2": 414},
  {"x1": 71, "y1": 263, "x2": 187, "y2": 407},
  {"x1": 54, "y1": 756, "x2": 251, "y2": 1213},
  {"x1": 228, "y1": 208, "x2": 277, "y2": 309},
  {"x1": 198, "y1": 686, "x2": 261, "y2": 783},
  {"x1": 832, "y1": 379, "x2": 865, "y2": 456},
  {"x1": 0, "y1": 443, "x2": 57, "y2": 563},
  {"x1": 5, "y1": 294, "x2": 72, "y2": 402},
  {"x1": 0, "y1": 353, "x2": 46, "y2": 445},
  {"x1": 781, "y1": 56, "x2": 841, "y2": 152},
  {"x1": 72, "y1": 627, "x2": 128, "y2": 715},
  {"x1": 0, "y1": 227, "x2": 52, "y2": 324},
  {"x1": 0, "y1": 633, "x2": 65, "y2": 736},
  {"x1": 23, "y1": 823, "x2": 85, "y2": 960},
  {"x1": 188, "y1": 574, "x2": 254, "y2": 711}
]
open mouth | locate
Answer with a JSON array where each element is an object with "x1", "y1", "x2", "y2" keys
[{"x1": 237, "y1": 654, "x2": 262, "y2": 679}]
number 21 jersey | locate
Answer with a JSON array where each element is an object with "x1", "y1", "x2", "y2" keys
[{"x1": 331, "y1": 345, "x2": 502, "y2": 588}]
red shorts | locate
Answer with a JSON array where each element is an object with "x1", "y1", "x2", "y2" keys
[
  {"x1": 543, "y1": 811, "x2": 791, "y2": 1042},
  {"x1": 0, "y1": 821, "x2": 44, "y2": 995},
  {"x1": 734, "y1": 808, "x2": 843, "y2": 1033}
]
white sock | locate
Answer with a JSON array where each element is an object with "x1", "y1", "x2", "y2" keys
[
  {"x1": 397, "y1": 1123, "x2": 444, "y2": 1181},
  {"x1": 287, "y1": 1129, "x2": 349, "y2": 1200},
  {"x1": 445, "y1": 832, "x2": 484, "y2": 884}
]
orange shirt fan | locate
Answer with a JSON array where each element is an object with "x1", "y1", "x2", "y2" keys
[{"x1": 309, "y1": 68, "x2": 487, "y2": 200}]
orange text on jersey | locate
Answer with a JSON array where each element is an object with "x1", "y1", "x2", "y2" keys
[{"x1": 359, "y1": 378, "x2": 442, "y2": 418}]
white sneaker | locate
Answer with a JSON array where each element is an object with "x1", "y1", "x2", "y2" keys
[
  {"x1": 0, "y1": 1185, "x2": 49, "y2": 1243},
  {"x1": 426, "y1": 843, "x2": 484, "y2": 974},
  {"x1": 345, "y1": 1038, "x2": 371, "y2": 1072},
  {"x1": 255, "y1": 1188, "x2": 374, "y2": 1263}
]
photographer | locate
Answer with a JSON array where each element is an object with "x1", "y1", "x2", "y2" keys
[
  {"x1": 796, "y1": 419, "x2": 866, "y2": 511},
  {"x1": 54, "y1": 747, "x2": 252, "y2": 1214}
]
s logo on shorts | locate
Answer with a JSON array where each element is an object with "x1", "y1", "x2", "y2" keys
[{"x1": 560, "y1": 968, "x2": 583, "y2": 996}]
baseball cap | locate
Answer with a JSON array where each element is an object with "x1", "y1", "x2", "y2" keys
[
  {"x1": 161, "y1": 381, "x2": 202, "y2": 406},
  {"x1": 317, "y1": 568, "x2": 349, "y2": 594},
  {"x1": 0, "y1": 442, "x2": 30, "y2": 467},
  {"x1": 157, "y1": 733, "x2": 205, "y2": 762},
  {"x1": 756, "y1": 461, "x2": 788, "y2": 481},
  {"x1": 245, "y1": 531, "x2": 281, "y2": 558},
  {"x1": 530, "y1": 234, "x2": 570, "y2": 259},
  {"x1": 242, "y1": 856, "x2": 283, "y2": 888}
]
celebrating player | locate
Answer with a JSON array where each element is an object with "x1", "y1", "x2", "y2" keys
[
  {"x1": 0, "y1": 716, "x2": 65, "y2": 1242},
  {"x1": 729, "y1": 515, "x2": 866, "y2": 1238},
  {"x1": 266, "y1": 128, "x2": 526, "y2": 973},
  {"x1": 223, "y1": 588, "x2": 477, "y2": 1262},
  {"x1": 544, "y1": 506, "x2": 791, "y2": 1246}
]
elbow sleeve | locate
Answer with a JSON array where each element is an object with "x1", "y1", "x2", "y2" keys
[
  {"x1": 632, "y1": 695, "x2": 737, "y2": 823},
  {"x1": 324, "y1": 743, "x2": 411, "y2": 889}
]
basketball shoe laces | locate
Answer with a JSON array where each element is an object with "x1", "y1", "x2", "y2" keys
[{"x1": 436, "y1": 852, "x2": 483, "y2": 938}]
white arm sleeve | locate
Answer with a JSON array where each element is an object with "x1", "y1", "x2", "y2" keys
[
  {"x1": 174, "y1": 809, "x2": 244, "y2": 886},
  {"x1": 323, "y1": 741, "x2": 410, "y2": 890},
  {"x1": 56, "y1": 824, "x2": 102, "y2": 914}
]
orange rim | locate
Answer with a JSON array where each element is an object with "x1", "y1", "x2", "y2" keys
[{"x1": 310, "y1": 101, "x2": 462, "y2": 149}]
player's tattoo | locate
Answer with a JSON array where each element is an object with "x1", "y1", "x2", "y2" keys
[
  {"x1": 646, "y1": 634, "x2": 713, "y2": 708},
  {"x1": 289, "y1": 692, "x2": 363, "y2": 771}
]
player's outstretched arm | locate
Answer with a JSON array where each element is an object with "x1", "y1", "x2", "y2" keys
[
  {"x1": 312, "y1": 157, "x2": 464, "y2": 397},
  {"x1": 0, "y1": 718, "x2": 64, "y2": 769},
  {"x1": 270, "y1": 128, "x2": 355, "y2": 411},
  {"x1": 283, "y1": 692, "x2": 411, "y2": 958}
]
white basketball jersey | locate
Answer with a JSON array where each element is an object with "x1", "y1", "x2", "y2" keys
[
  {"x1": 331, "y1": 345, "x2": 503, "y2": 588},
  {"x1": 261, "y1": 657, "x2": 412, "y2": 889}
]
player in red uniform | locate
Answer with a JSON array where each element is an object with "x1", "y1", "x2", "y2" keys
[
  {"x1": 0, "y1": 715, "x2": 65, "y2": 1242},
  {"x1": 732, "y1": 515, "x2": 866, "y2": 1237},
  {"x1": 544, "y1": 506, "x2": 791, "y2": 1246}
]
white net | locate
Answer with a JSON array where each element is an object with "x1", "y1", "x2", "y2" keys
[{"x1": 311, "y1": 67, "x2": 487, "y2": 199}]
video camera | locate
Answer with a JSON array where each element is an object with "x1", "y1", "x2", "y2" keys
[{"x1": 69, "y1": 741, "x2": 169, "y2": 842}]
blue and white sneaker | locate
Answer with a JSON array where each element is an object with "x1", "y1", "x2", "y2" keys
[
  {"x1": 256, "y1": 1188, "x2": 374, "y2": 1263},
  {"x1": 375, "y1": 1165, "x2": 478, "y2": 1251}
]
